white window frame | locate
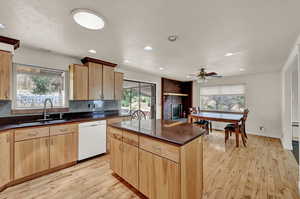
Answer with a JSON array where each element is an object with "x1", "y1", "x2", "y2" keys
[
  {"x1": 12, "y1": 63, "x2": 69, "y2": 110},
  {"x1": 199, "y1": 83, "x2": 246, "y2": 112}
]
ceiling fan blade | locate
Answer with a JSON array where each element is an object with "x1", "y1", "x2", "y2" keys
[
  {"x1": 205, "y1": 72, "x2": 217, "y2": 76},
  {"x1": 211, "y1": 75, "x2": 223, "y2": 78}
]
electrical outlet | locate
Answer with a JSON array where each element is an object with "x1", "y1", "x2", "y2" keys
[{"x1": 259, "y1": 126, "x2": 265, "y2": 133}]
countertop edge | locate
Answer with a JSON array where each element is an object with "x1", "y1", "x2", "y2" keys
[
  {"x1": 109, "y1": 123, "x2": 205, "y2": 146},
  {"x1": 0, "y1": 114, "x2": 130, "y2": 133}
]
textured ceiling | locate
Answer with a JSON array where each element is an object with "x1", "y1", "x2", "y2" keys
[{"x1": 0, "y1": 0, "x2": 300, "y2": 80}]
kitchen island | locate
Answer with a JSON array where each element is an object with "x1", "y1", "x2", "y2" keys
[{"x1": 109, "y1": 119, "x2": 205, "y2": 199}]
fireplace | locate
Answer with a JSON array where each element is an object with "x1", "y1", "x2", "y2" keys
[{"x1": 171, "y1": 104, "x2": 182, "y2": 120}]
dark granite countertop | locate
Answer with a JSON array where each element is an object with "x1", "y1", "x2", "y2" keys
[
  {"x1": 110, "y1": 119, "x2": 205, "y2": 146},
  {"x1": 0, "y1": 111, "x2": 130, "y2": 132}
]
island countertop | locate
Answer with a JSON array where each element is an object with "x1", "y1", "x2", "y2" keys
[{"x1": 109, "y1": 119, "x2": 205, "y2": 145}]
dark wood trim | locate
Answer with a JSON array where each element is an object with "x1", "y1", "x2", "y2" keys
[
  {"x1": 161, "y1": 78, "x2": 164, "y2": 120},
  {"x1": 0, "y1": 36, "x2": 20, "y2": 50},
  {"x1": 81, "y1": 57, "x2": 117, "y2": 67},
  {"x1": 11, "y1": 108, "x2": 69, "y2": 115}
]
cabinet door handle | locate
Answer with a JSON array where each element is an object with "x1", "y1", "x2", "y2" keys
[
  {"x1": 119, "y1": 144, "x2": 123, "y2": 152},
  {"x1": 6, "y1": 134, "x2": 10, "y2": 143},
  {"x1": 152, "y1": 146, "x2": 162, "y2": 153},
  {"x1": 60, "y1": 129, "x2": 68, "y2": 132},
  {"x1": 45, "y1": 139, "x2": 49, "y2": 146},
  {"x1": 28, "y1": 132, "x2": 38, "y2": 137}
]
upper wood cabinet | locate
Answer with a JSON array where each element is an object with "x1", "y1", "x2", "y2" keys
[
  {"x1": 87, "y1": 62, "x2": 103, "y2": 100},
  {"x1": 0, "y1": 51, "x2": 12, "y2": 100},
  {"x1": 103, "y1": 65, "x2": 115, "y2": 100},
  {"x1": 69, "y1": 64, "x2": 88, "y2": 100},
  {"x1": 0, "y1": 131, "x2": 12, "y2": 188},
  {"x1": 114, "y1": 72, "x2": 124, "y2": 100}
]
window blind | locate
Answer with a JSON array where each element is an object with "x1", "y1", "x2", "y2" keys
[{"x1": 200, "y1": 84, "x2": 245, "y2": 96}]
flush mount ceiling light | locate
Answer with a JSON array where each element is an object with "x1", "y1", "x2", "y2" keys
[
  {"x1": 124, "y1": 59, "x2": 130, "y2": 63},
  {"x1": 240, "y1": 68, "x2": 245, "y2": 72},
  {"x1": 71, "y1": 9, "x2": 105, "y2": 30},
  {"x1": 144, "y1": 46, "x2": 153, "y2": 51},
  {"x1": 88, "y1": 49, "x2": 96, "y2": 54},
  {"x1": 0, "y1": 23, "x2": 5, "y2": 29},
  {"x1": 159, "y1": 67, "x2": 164, "y2": 70}
]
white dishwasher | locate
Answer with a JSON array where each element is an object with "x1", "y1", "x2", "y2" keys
[{"x1": 78, "y1": 120, "x2": 107, "y2": 161}]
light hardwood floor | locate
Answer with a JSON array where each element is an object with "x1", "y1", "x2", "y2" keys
[{"x1": 0, "y1": 131, "x2": 298, "y2": 199}]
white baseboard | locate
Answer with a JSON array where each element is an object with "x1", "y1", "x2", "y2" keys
[{"x1": 280, "y1": 137, "x2": 293, "y2": 150}]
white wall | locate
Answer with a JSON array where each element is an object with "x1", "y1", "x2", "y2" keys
[
  {"x1": 193, "y1": 72, "x2": 282, "y2": 138},
  {"x1": 13, "y1": 46, "x2": 81, "y2": 70},
  {"x1": 12, "y1": 46, "x2": 162, "y2": 118}
]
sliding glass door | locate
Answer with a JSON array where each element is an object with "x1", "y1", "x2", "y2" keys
[{"x1": 121, "y1": 80, "x2": 156, "y2": 119}]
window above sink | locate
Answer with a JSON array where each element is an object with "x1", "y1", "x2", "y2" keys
[{"x1": 12, "y1": 63, "x2": 68, "y2": 111}]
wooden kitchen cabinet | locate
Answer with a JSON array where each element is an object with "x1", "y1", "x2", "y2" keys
[
  {"x1": 87, "y1": 62, "x2": 103, "y2": 100},
  {"x1": 50, "y1": 133, "x2": 77, "y2": 168},
  {"x1": 0, "y1": 131, "x2": 12, "y2": 188},
  {"x1": 0, "y1": 51, "x2": 12, "y2": 100},
  {"x1": 69, "y1": 64, "x2": 88, "y2": 100},
  {"x1": 114, "y1": 72, "x2": 124, "y2": 100},
  {"x1": 14, "y1": 137, "x2": 50, "y2": 179},
  {"x1": 139, "y1": 149, "x2": 180, "y2": 199},
  {"x1": 103, "y1": 65, "x2": 115, "y2": 100},
  {"x1": 110, "y1": 137, "x2": 123, "y2": 176},
  {"x1": 122, "y1": 142, "x2": 139, "y2": 188}
]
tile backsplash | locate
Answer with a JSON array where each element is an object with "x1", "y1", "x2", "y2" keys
[
  {"x1": 0, "y1": 100, "x2": 11, "y2": 116},
  {"x1": 0, "y1": 100, "x2": 120, "y2": 117},
  {"x1": 69, "y1": 100, "x2": 120, "y2": 112}
]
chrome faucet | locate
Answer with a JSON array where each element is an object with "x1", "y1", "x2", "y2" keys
[{"x1": 43, "y1": 98, "x2": 53, "y2": 120}]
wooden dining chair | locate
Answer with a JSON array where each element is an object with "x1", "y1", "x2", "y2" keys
[
  {"x1": 190, "y1": 107, "x2": 209, "y2": 134},
  {"x1": 131, "y1": 110, "x2": 147, "y2": 120},
  {"x1": 224, "y1": 109, "x2": 249, "y2": 146}
]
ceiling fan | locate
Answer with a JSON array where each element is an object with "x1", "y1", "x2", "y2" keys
[{"x1": 189, "y1": 68, "x2": 222, "y2": 83}]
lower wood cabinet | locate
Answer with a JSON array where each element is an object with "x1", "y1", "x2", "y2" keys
[
  {"x1": 139, "y1": 149, "x2": 180, "y2": 199},
  {"x1": 50, "y1": 133, "x2": 77, "y2": 168},
  {"x1": 122, "y1": 142, "x2": 139, "y2": 188},
  {"x1": 0, "y1": 131, "x2": 12, "y2": 188},
  {"x1": 110, "y1": 137, "x2": 123, "y2": 176},
  {"x1": 14, "y1": 137, "x2": 50, "y2": 179},
  {"x1": 14, "y1": 124, "x2": 78, "y2": 180},
  {"x1": 109, "y1": 127, "x2": 203, "y2": 199}
]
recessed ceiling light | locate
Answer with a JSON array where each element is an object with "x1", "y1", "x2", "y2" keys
[
  {"x1": 144, "y1": 46, "x2": 153, "y2": 51},
  {"x1": 0, "y1": 23, "x2": 5, "y2": 29},
  {"x1": 124, "y1": 59, "x2": 130, "y2": 63},
  {"x1": 240, "y1": 68, "x2": 245, "y2": 71},
  {"x1": 159, "y1": 67, "x2": 164, "y2": 70},
  {"x1": 71, "y1": 9, "x2": 105, "y2": 30},
  {"x1": 88, "y1": 49, "x2": 96, "y2": 54},
  {"x1": 225, "y1": 52, "x2": 234, "y2": 57}
]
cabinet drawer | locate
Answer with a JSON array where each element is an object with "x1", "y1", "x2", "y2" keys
[
  {"x1": 15, "y1": 127, "x2": 49, "y2": 142},
  {"x1": 107, "y1": 117, "x2": 124, "y2": 124},
  {"x1": 139, "y1": 136, "x2": 180, "y2": 163},
  {"x1": 50, "y1": 124, "x2": 77, "y2": 136},
  {"x1": 123, "y1": 130, "x2": 138, "y2": 147},
  {"x1": 109, "y1": 127, "x2": 123, "y2": 141}
]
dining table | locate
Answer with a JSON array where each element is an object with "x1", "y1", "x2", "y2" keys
[{"x1": 188, "y1": 111, "x2": 245, "y2": 147}]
